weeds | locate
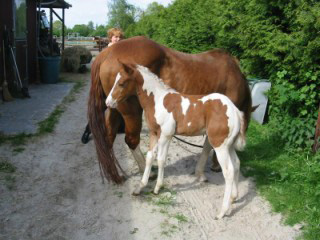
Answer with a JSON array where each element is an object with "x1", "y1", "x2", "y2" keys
[
  {"x1": 160, "y1": 220, "x2": 178, "y2": 237},
  {"x1": 0, "y1": 161, "x2": 16, "y2": 190},
  {"x1": 0, "y1": 161, "x2": 16, "y2": 173},
  {"x1": 140, "y1": 186, "x2": 188, "y2": 237},
  {"x1": 238, "y1": 121, "x2": 320, "y2": 239},
  {"x1": 129, "y1": 227, "x2": 139, "y2": 234},
  {"x1": 13, "y1": 147, "x2": 25, "y2": 153},
  {"x1": 114, "y1": 191, "x2": 124, "y2": 198}
]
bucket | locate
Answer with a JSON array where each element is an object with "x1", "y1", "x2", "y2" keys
[{"x1": 38, "y1": 56, "x2": 61, "y2": 84}]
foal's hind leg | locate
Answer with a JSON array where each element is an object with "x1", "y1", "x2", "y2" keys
[
  {"x1": 230, "y1": 148, "x2": 240, "y2": 203},
  {"x1": 214, "y1": 146, "x2": 235, "y2": 219},
  {"x1": 195, "y1": 136, "x2": 211, "y2": 182}
]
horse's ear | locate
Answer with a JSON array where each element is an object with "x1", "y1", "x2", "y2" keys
[{"x1": 117, "y1": 59, "x2": 134, "y2": 75}]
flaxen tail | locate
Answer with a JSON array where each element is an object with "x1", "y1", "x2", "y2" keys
[
  {"x1": 234, "y1": 110, "x2": 246, "y2": 151},
  {"x1": 88, "y1": 53, "x2": 125, "y2": 184}
]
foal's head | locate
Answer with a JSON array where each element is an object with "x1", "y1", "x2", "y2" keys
[{"x1": 106, "y1": 61, "x2": 140, "y2": 108}]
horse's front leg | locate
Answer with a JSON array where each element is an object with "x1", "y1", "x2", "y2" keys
[
  {"x1": 104, "y1": 108, "x2": 123, "y2": 144},
  {"x1": 117, "y1": 97, "x2": 145, "y2": 173},
  {"x1": 133, "y1": 133, "x2": 158, "y2": 195},
  {"x1": 154, "y1": 135, "x2": 172, "y2": 194}
]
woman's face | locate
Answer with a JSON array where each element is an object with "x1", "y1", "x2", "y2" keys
[{"x1": 111, "y1": 35, "x2": 121, "y2": 44}]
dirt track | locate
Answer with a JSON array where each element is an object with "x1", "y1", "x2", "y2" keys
[{"x1": 0, "y1": 73, "x2": 300, "y2": 240}]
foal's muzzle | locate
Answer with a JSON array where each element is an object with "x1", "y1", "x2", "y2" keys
[{"x1": 105, "y1": 96, "x2": 118, "y2": 108}]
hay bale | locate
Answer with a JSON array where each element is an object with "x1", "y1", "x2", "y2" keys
[{"x1": 61, "y1": 46, "x2": 92, "y2": 73}]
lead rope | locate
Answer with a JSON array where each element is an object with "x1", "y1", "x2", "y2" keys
[{"x1": 173, "y1": 136, "x2": 204, "y2": 148}]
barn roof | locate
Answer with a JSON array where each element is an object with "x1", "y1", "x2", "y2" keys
[{"x1": 37, "y1": 0, "x2": 72, "y2": 9}]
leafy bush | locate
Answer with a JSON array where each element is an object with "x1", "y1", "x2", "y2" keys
[{"x1": 126, "y1": 0, "x2": 319, "y2": 150}]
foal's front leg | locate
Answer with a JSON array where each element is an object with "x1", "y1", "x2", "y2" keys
[
  {"x1": 154, "y1": 135, "x2": 172, "y2": 194},
  {"x1": 133, "y1": 134, "x2": 158, "y2": 195}
]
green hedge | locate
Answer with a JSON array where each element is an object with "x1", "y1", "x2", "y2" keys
[{"x1": 126, "y1": 0, "x2": 319, "y2": 149}]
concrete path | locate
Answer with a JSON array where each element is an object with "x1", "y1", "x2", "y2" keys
[{"x1": 0, "y1": 83, "x2": 73, "y2": 135}]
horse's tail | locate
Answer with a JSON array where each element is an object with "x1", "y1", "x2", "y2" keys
[
  {"x1": 88, "y1": 54, "x2": 125, "y2": 184},
  {"x1": 234, "y1": 110, "x2": 246, "y2": 151}
]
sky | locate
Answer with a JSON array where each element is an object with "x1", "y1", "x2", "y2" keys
[{"x1": 47, "y1": 0, "x2": 173, "y2": 28}]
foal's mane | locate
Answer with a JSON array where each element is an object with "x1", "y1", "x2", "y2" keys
[{"x1": 136, "y1": 65, "x2": 177, "y2": 93}]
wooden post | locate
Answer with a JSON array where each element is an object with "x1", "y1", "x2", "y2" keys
[
  {"x1": 49, "y1": 7, "x2": 53, "y2": 56},
  {"x1": 62, "y1": 8, "x2": 65, "y2": 51}
]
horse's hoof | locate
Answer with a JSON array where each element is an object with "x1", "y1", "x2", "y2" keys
[
  {"x1": 210, "y1": 165, "x2": 222, "y2": 172},
  {"x1": 132, "y1": 189, "x2": 141, "y2": 196},
  {"x1": 149, "y1": 171, "x2": 158, "y2": 181},
  {"x1": 197, "y1": 175, "x2": 208, "y2": 182}
]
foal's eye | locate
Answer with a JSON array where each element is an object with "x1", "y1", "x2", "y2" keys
[{"x1": 119, "y1": 81, "x2": 127, "y2": 88}]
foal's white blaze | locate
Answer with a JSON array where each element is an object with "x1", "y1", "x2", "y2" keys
[
  {"x1": 181, "y1": 96, "x2": 190, "y2": 115},
  {"x1": 105, "y1": 73, "x2": 121, "y2": 108},
  {"x1": 137, "y1": 65, "x2": 176, "y2": 136}
]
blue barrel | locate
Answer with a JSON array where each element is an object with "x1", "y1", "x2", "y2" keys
[{"x1": 38, "y1": 56, "x2": 61, "y2": 84}]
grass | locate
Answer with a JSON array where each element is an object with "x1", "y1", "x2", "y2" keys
[
  {"x1": 0, "y1": 161, "x2": 16, "y2": 173},
  {"x1": 238, "y1": 121, "x2": 320, "y2": 240},
  {"x1": 140, "y1": 186, "x2": 188, "y2": 237},
  {"x1": 0, "y1": 161, "x2": 16, "y2": 190}
]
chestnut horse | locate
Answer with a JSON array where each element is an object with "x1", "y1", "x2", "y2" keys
[
  {"x1": 106, "y1": 63, "x2": 246, "y2": 219},
  {"x1": 88, "y1": 36, "x2": 252, "y2": 184}
]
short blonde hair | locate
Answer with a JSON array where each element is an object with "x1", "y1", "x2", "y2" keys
[{"x1": 107, "y1": 28, "x2": 124, "y2": 42}]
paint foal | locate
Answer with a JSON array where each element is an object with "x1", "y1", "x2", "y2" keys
[{"x1": 106, "y1": 63, "x2": 246, "y2": 219}]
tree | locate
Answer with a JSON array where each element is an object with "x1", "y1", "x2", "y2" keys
[
  {"x1": 52, "y1": 20, "x2": 63, "y2": 37},
  {"x1": 87, "y1": 21, "x2": 95, "y2": 32},
  {"x1": 91, "y1": 24, "x2": 107, "y2": 37},
  {"x1": 72, "y1": 24, "x2": 90, "y2": 36},
  {"x1": 107, "y1": 0, "x2": 140, "y2": 31}
]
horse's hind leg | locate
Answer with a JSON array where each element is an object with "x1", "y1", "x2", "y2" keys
[{"x1": 195, "y1": 136, "x2": 211, "y2": 182}]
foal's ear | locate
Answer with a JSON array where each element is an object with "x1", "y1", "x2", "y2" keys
[
  {"x1": 117, "y1": 59, "x2": 134, "y2": 75},
  {"x1": 251, "y1": 105, "x2": 260, "y2": 112}
]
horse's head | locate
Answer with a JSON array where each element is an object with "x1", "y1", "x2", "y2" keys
[{"x1": 106, "y1": 61, "x2": 139, "y2": 108}]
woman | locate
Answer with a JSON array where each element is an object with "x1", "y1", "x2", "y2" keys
[{"x1": 81, "y1": 28, "x2": 125, "y2": 144}]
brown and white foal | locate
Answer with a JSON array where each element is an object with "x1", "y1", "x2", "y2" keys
[{"x1": 106, "y1": 62, "x2": 246, "y2": 219}]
